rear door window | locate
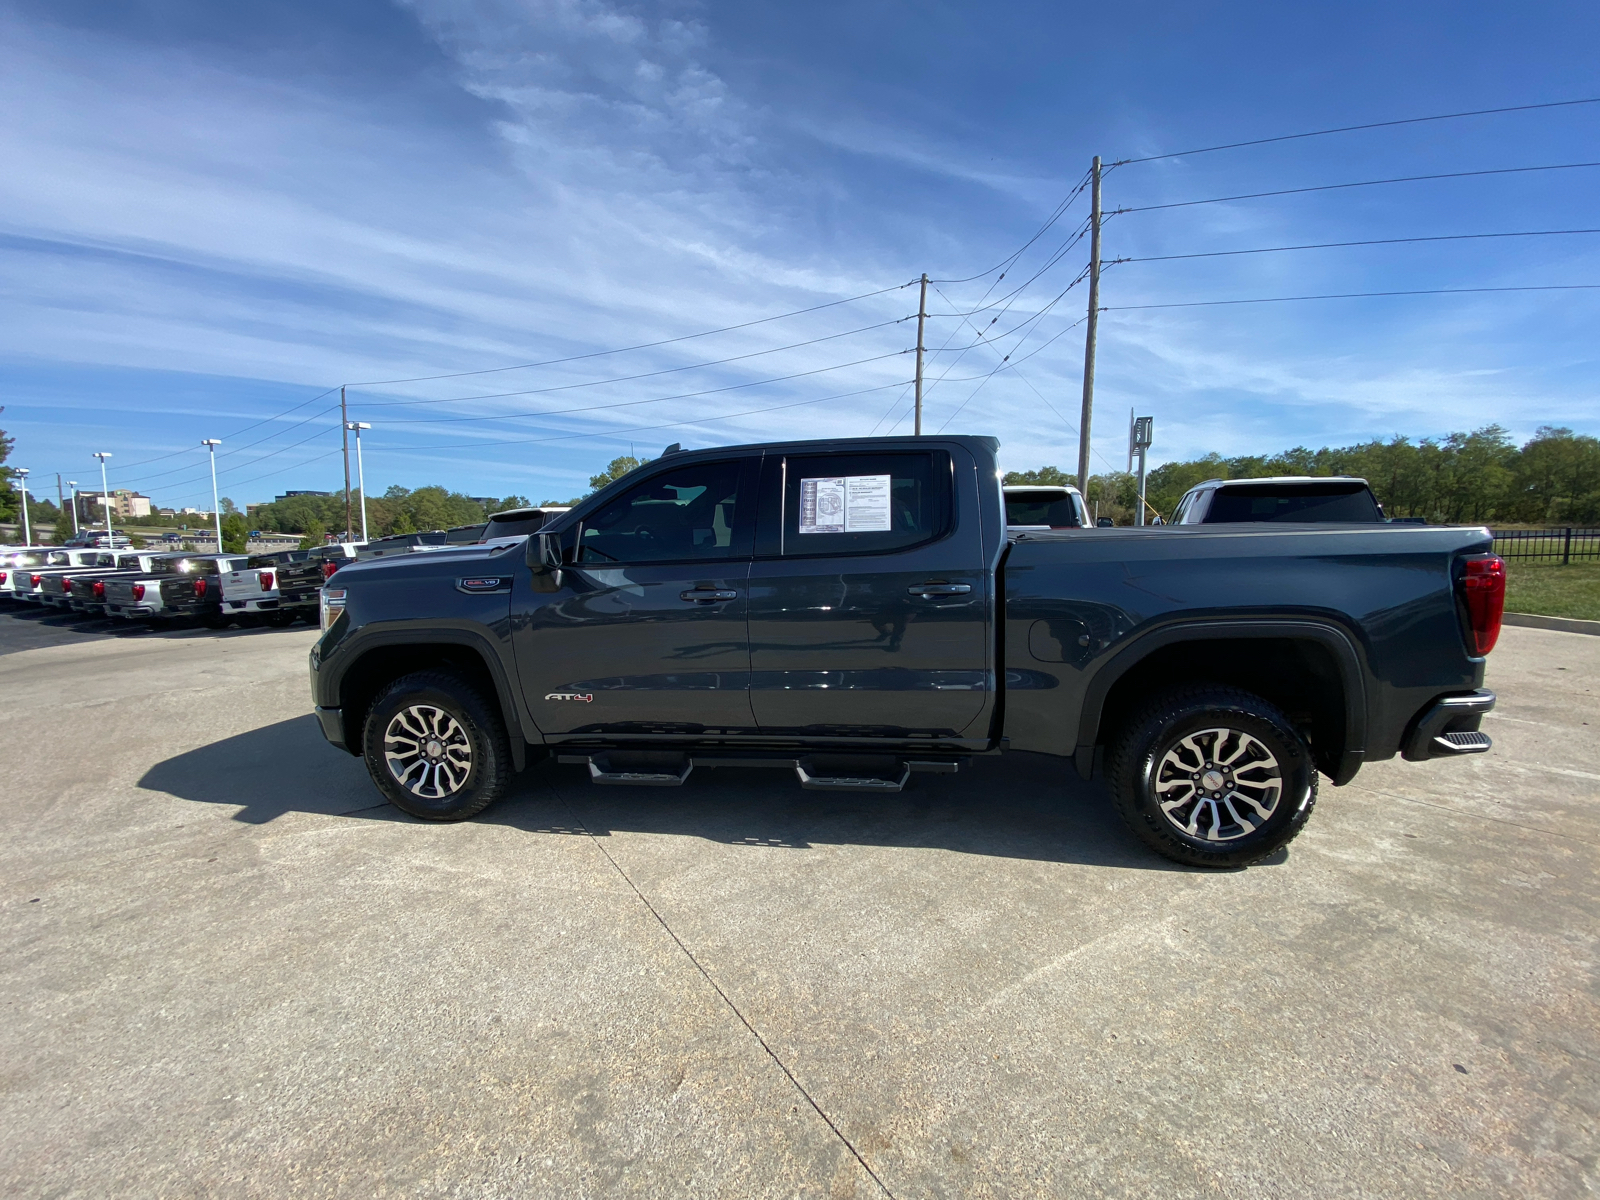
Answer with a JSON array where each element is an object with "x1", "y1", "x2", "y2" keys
[{"x1": 779, "y1": 452, "x2": 949, "y2": 556}]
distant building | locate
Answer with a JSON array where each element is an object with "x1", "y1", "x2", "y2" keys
[
  {"x1": 76, "y1": 489, "x2": 151, "y2": 520},
  {"x1": 272, "y1": 490, "x2": 334, "y2": 503},
  {"x1": 469, "y1": 496, "x2": 500, "y2": 509}
]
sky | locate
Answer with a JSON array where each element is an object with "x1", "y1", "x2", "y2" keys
[{"x1": 1, "y1": 0, "x2": 1597, "y2": 511}]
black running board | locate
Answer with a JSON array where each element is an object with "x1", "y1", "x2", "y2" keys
[{"x1": 556, "y1": 751, "x2": 965, "y2": 792}]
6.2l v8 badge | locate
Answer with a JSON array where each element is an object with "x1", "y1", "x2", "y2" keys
[{"x1": 544, "y1": 692, "x2": 594, "y2": 703}]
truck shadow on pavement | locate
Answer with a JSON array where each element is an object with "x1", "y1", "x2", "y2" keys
[{"x1": 139, "y1": 715, "x2": 1221, "y2": 871}]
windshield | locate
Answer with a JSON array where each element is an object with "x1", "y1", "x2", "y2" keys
[{"x1": 1205, "y1": 482, "x2": 1380, "y2": 523}]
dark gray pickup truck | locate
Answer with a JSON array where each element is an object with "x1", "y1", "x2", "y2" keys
[{"x1": 309, "y1": 435, "x2": 1505, "y2": 867}]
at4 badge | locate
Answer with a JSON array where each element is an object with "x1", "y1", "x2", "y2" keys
[{"x1": 544, "y1": 692, "x2": 594, "y2": 703}]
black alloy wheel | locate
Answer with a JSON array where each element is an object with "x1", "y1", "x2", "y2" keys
[
  {"x1": 1108, "y1": 686, "x2": 1318, "y2": 868},
  {"x1": 362, "y1": 670, "x2": 512, "y2": 820}
]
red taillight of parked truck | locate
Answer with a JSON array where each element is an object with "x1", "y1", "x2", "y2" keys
[
  {"x1": 30, "y1": 573, "x2": 42, "y2": 587},
  {"x1": 62, "y1": 579, "x2": 73, "y2": 593},
  {"x1": 194, "y1": 578, "x2": 207, "y2": 597},
  {"x1": 132, "y1": 584, "x2": 145, "y2": 600},
  {"x1": 93, "y1": 581, "x2": 106, "y2": 599},
  {"x1": 322, "y1": 560, "x2": 341, "y2": 580},
  {"x1": 0, "y1": 571, "x2": 7, "y2": 585},
  {"x1": 260, "y1": 571, "x2": 275, "y2": 591},
  {"x1": 1458, "y1": 554, "x2": 1506, "y2": 656}
]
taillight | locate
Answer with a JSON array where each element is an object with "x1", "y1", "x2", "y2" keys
[
  {"x1": 30, "y1": 573, "x2": 41, "y2": 587},
  {"x1": 322, "y1": 560, "x2": 340, "y2": 580},
  {"x1": 195, "y1": 578, "x2": 208, "y2": 597},
  {"x1": 93, "y1": 581, "x2": 105, "y2": 599},
  {"x1": 1458, "y1": 555, "x2": 1506, "y2": 656},
  {"x1": 62, "y1": 579, "x2": 73, "y2": 593},
  {"x1": 261, "y1": 571, "x2": 275, "y2": 591},
  {"x1": 0, "y1": 571, "x2": 7, "y2": 584},
  {"x1": 132, "y1": 584, "x2": 145, "y2": 600}
]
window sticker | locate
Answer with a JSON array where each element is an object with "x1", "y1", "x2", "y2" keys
[{"x1": 798, "y1": 474, "x2": 892, "y2": 533}]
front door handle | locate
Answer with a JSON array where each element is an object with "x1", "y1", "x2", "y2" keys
[
  {"x1": 907, "y1": 582, "x2": 972, "y2": 596},
  {"x1": 680, "y1": 588, "x2": 739, "y2": 603}
]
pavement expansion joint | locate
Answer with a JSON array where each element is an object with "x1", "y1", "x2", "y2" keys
[{"x1": 551, "y1": 784, "x2": 897, "y2": 1199}]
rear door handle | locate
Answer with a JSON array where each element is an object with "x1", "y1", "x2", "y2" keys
[
  {"x1": 680, "y1": 589, "x2": 739, "y2": 603},
  {"x1": 907, "y1": 583, "x2": 972, "y2": 596}
]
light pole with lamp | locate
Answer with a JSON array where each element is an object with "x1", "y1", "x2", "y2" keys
[
  {"x1": 202, "y1": 439, "x2": 224, "y2": 551},
  {"x1": 346, "y1": 422, "x2": 371, "y2": 543},
  {"x1": 92, "y1": 453, "x2": 113, "y2": 545},
  {"x1": 13, "y1": 467, "x2": 30, "y2": 545},
  {"x1": 67, "y1": 481, "x2": 80, "y2": 535}
]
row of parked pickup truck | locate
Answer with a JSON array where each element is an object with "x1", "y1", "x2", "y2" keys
[{"x1": 0, "y1": 506, "x2": 570, "y2": 627}]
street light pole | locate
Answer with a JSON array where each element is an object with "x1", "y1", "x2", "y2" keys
[
  {"x1": 92, "y1": 453, "x2": 113, "y2": 545},
  {"x1": 202, "y1": 439, "x2": 223, "y2": 551},
  {"x1": 14, "y1": 467, "x2": 30, "y2": 545},
  {"x1": 67, "y1": 481, "x2": 80, "y2": 535},
  {"x1": 347, "y1": 422, "x2": 372, "y2": 543}
]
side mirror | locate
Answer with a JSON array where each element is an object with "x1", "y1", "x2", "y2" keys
[
  {"x1": 527, "y1": 530, "x2": 568, "y2": 590},
  {"x1": 1096, "y1": 517, "x2": 1114, "y2": 527}
]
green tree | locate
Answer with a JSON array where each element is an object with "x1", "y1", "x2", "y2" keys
[
  {"x1": 221, "y1": 511, "x2": 249, "y2": 554},
  {"x1": 298, "y1": 519, "x2": 327, "y2": 551},
  {"x1": 0, "y1": 408, "x2": 17, "y2": 525},
  {"x1": 220, "y1": 497, "x2": 240, "y2": 516},
  {"x1": 588, "y1": 456, "x2": 648, "y2": 491}
]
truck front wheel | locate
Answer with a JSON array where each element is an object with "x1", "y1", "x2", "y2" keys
[
  {"x1": 362, "y1": 670, "x2": 512, "y2": 821},
  {"x1": 1108, "y1": 686, "x2": 1317, "y2": 868}
]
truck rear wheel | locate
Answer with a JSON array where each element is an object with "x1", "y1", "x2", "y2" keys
[
  {"x1": 362, "y1": 671, "x2": 511, "y2": 821},
  {"x1": 1107, "y1": 686, "x2": 1317, "y2": 868}
]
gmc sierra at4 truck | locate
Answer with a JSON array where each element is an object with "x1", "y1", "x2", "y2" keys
[{"x1": 308, "y1": 436, "x2": 1504, "y2": 868}]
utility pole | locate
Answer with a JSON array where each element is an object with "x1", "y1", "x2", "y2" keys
[
  {"x1": 347, "y1": 422, "x2": 371, "y2": 542},
  {"x1": 92, "y1": 453, "x2": 113, "y2": 546},
  {"x1": 14, "y1": 467, "x2": 30, "y2": 544},
  {"x1": 341, "y1": 385, "x2": 353, "y2": 542},
  {"x1": 1076, "y1": 155, "x2": 1103, "y2": 496},
  {"x1": 67, "y1": 481, "x2": 79, "y2": 534},
  {"x1": 203, "y1": 440, "x2": 223, "y2": 550},
  {"x1": 56, "y1": 474, "x2": 65, "y2": 524},
  {"x1": 913, "y1": 273, "x2": 928, "y2": 435}
]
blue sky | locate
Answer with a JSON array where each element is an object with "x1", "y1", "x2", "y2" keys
[{"x1": 2, "y1": 0, "x2": 1597, "y2": 510}]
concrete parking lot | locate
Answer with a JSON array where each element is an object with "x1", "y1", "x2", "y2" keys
[{"x1": 1, "y1": 610, "x2": 1595, "y2": 1199}]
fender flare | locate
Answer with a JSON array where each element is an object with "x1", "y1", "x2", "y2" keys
[
  {"x1": 1072, "y1": 618, "x2": 1369, "y2": 785},
  {"x1": 325, "y1": 622, "x2": 534, "y2": 770}
]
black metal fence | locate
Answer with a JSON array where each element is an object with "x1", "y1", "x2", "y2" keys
[{"x1": 1491, "y1": 527, "x2": 1600, "y2": 564}]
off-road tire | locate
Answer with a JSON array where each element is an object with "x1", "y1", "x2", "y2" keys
[
  {"x1": 362, "y1": 670, "x2": 511, "y2": 821},
  {"x1": 1108, "y1": 685, "x2": 1318, "y2": 868}
]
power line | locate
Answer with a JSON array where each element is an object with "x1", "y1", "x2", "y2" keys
[
  {"x1": 117, "y1": 404, "x2": 342, "y2": 487},
  {"x1": 380, "y1": 351, "x2": 911, "y2": 427},
  {"x1": 391, "y1": 379, "x2": 913, "y2": 453},
  {"x1": 1112, "y1": 96, "x2": 1600, "y2": 166},
  {"x1": 1112, "y1": 161, "x2": 1600, "y2": 215},
  {"x1": 1108, "y1": 284, "x2": 1600, "y2": 310},
  {"x1": 130, "y1": 421, "x2": 344, "y2": 500},
  {"x1": 1116, "y1": 228, "x2": 1600, "y2": 264},
  {"x1": 342, "y1": 282, "x2": 918, "y2": 388},
  {"x1": 110, "y1": 386, "x2": 344, "y2": 472},
  {"x1": 930, "y1": 168, "x2": 1094, "y2": 286},
  {"x1": 352, "y1": 318, "x2": 909, "y2": 411}
]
